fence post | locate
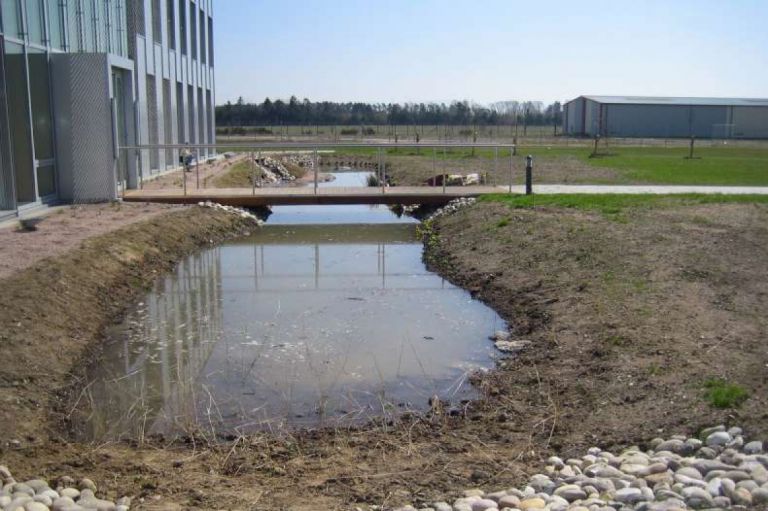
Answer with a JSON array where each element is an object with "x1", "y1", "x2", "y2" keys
[
  {"x1": 432, "y1": 147, "x2": 436, "y2": 187},
  {"x1": 251, "y1": 151, "x2": 255, "y2": 195},
  {"x1": 525, "y1": 155, "x2": 533, "y2": 195},
  {"x1": 508, "y1": 148, "x2": 513, "y2": 194},
  {"x1": 494, "y1": 146, "x2": 499, "y2": 186}
]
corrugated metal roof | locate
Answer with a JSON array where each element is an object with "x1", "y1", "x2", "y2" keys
[{"x1": 574, "y1": 95, "x2": 768, "y2": 107}]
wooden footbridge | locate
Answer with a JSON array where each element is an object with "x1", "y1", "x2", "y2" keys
[
  {"x1": 123, "y1": 185, "x2": 505, "y2": 206},
  {"x1": 118, "y1": 142, "x2": 518, "y2": 207}
]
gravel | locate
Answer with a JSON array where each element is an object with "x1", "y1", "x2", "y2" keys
[
  {"x1": 391, "y1": 424, "x2": 767, "y2": 511},
  {"x1": 0, "y1": 468, "x2": 130, "y2": 511}
]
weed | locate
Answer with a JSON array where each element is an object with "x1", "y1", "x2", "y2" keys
[
  {"x1": 703, "y1": 379, "x2": 748, "y2": 408},
  {"x1": 496, "y1": 218, "x2": 510, "y2": 228}
]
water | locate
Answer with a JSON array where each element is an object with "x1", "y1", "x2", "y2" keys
[{"x1": 79, "y1": 172, "x2": 504, "y2": 440}]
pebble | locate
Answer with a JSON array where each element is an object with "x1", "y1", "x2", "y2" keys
[
  {"x1": 705, "y1": 431, "x2": 732, "y2": 447},
  {"x1": 393, "y1": 424, "x2": 768, "y2": 511},
  {"x1": 0, "y1": 468, "x2": 128, "y2": 510}
]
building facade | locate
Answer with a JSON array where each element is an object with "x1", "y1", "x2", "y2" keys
[
  {"x1": 563, "y1": 96, "x2": 768, "y2": 140},
  {"x1": 0, "y1": 0, "x2": 215, "y2": 219}
]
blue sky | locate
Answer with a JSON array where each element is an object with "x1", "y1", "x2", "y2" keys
[{"x1": 213, "y1": 0, "x2": 768, "y2": 105}]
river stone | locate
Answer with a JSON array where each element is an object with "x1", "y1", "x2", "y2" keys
[
  {"x1": 547, "y1": 456, "x2": 565, "y2": 469},
  {"x1": 673, "y1": 474, "x2": 706, "y2": 488},
  {"x1": 116, "y1": 506, "x2": 130, "y2": 511},
  {"x1": 60, "y1": 488, "x2": 80, "y2": 499},
  {"x1": 753, "y1": 487, "x2": 768, "y2": 504},
  {"x1": 78, "y1": 479, "x2": 97, "y2": 492},
  {"x1": 706, "y1": 477, "x2": 723, "y2": 497},
  {"x1": 484, "y1": 491, "x2": 506, "y2": 502},
  {"x1": 32, "y1": 494, "x2": 53, "y2": 506},
  {"x1": 695, "y1": 446, "x2": 717, "y2": 459},
  {"x1": 585, "y1": 464, "x2": 627, "y2": 479},
  {"x1": 731, "y1": 486, "x2": 753, "y2": 505},
  {"x1": 553, "y1": 484, "x2": 586, "y2": 502},
  {"x1": 724, "y1": 469, "x2": 751, "y2": 482},
  {"x1": 463, "y1": 489, "x2": 485, "y2": 498},
  {"x1": 12, "y1": 483, "x2": 34, "y2": 496},
  {"x1": 675, "y1": 467, "x2": 703, "y2": 480},
  {"x1": 692, "y1": 459, "x2": 735, "y2": 475},
  {"x1": 705, "y1": 431, "x2": 731, "y2": 447},
  {"x1": 681, "y1": 487, "x2": 714, "y2": 508},
  {"x1": 470, "y1": 498, "x2": 497, "y2": 511},
  {"x1": 744, "y1": 440, "x2": 764, "y2": 454},
  {"x1": 497, "y1": 495, "x2": 520, "y2": 509},
  {"x1": 24, "y1": 502, "x2": 49, "y2": 511},
  {"x1": 655, "y1": 439, "x2": 686, "y2": 455},
  {"x1": 431, "y1": 502, "x2": 451, "y2": 511},
  {"x1": 614, "y1": 487, "x2": 645, "y2": 504},
  {"x1": 518, "y1": 497, "x2": 546, "y2": 510},
  {"x1": 489, "y1": 330, "x2": 510, "y2": 341},
  {"x1": 700, "y1": 425, "x2": 725, "y2": 438}
]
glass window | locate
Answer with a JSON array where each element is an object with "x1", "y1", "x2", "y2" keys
[
  {"x1": 82, "y1": 0, "x2": 95, "y2": 51},
  {"x1": 96, "y1": 0, "x2": 108, "y2": 51},
  {"x1": 27, "y1": 0, "x2": 45, "y2": 44},
  {"x1": 198, "y1": 7, "x2": 204, "y2": 64},
  {"x1": 28, "y1": 48, "x2": 54, "y2": 161},
  {"x1": 166, "y1": 0, "x2": 174, "y2": 49},
  {"x1": 114, "y1": 0, "x2": 127, "y2": 56},
  {"x1": 36, "y1": 164, "x2": 55, "y2": 197},
  {"x1": 4, "y1": 41, "x2": 35, "y2": 203},
  {"x1": 207, "y1": 15, "x2": 212, "y2": 66},
  {"x1": 67, "y1": 0, "x2": 81, "y2": 51},
  {"x1": 1, "y1": 0, "x2": 22, "y2": 38},
  {"x1": 47, "y1": 0, "x2": 65, "y2": 49},
  {"x1": 176, "y1": 81, "x2": 184, "y2": 142},
  {"x1": 187, "y1": 84, "x2": 194, "y2": 142},
  {"x1": 189, "y1": 0, "x2": 195, "y2": 59},
  {"x1": 178, "y1": 0, "x2": 185, "y2": 55}
]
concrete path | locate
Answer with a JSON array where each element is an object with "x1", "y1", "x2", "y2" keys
[{"x1": 511, "y1": 184, "x2": 768, "y2": 195}]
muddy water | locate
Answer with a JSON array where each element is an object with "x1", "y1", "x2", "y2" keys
[{"x1": 80, "y1": 172, "x2": 504, "y2": 440}]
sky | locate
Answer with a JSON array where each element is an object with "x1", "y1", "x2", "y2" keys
[{"x1": 213, "y1": 0, "x2": 768, "y2": 106}]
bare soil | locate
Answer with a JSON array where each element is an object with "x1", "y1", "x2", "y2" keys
[
  {"x1": 0, "y1": 200, "x2": 766, "y2": 510},
  {"x1": 0, "y1": 203, "x2": 177, "y2": 280}
]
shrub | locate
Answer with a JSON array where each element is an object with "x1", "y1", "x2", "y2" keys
[{"x1": 703, "y1": 379, "x2": 748, "y2": 408}]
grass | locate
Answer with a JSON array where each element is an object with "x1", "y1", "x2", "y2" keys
[
  {"x1": 211, "y1": 160, "x2": 255, "y2": 188},
  {"x1": 703, "y1": 379, "x2": 749, "y2": 408},
  {"x1": 316, "y1": 144, "x2": 768, "y2": 186},
  {"x1": 480, "y1": 193, "x2": 768, "y2": 216}
]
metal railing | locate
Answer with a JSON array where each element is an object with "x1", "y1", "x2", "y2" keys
[{"x1": 117, "y1": 142, "x2": 522, "y2": 198}]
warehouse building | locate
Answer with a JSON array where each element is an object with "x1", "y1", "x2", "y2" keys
[
  {"x1": 563, "y1": 95, "x2": 768, "y2": 140},
  {"x1": 0, "y1": 0, "x2": 216, "y2": 220}
]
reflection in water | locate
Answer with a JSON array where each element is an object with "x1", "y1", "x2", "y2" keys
[{"x1": 79, "y1": 173, "x2": 505, "y2": 440}]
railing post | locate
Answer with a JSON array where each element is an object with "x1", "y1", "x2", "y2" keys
[
  {"x1": 442, "y1": 145, "x2": 447, "y2": 194},
  {"x1": 432, "y1": 146, "x2": 436, "y2": 187},
  {"x1": 251, "y1": 151, "x2": 255, "y2": 195},
  {"x1": 195, "y1": 149, "x2": 200, "y2": 189},
  {"x1": 183, "y1": 153, "x2": 187, "y2": 196},
  {"x1": 494, "y1": 146, "x2": 499, "y2": 186},
  {"x1": 313, "y1": 147, "x2": 318, "y2": 195},
  {"x1": 508, "y1": 147, "x2": 513, "y2": 194},
  {"x1": 381, "y1": 147, "x2": 386, "y2": 193}
]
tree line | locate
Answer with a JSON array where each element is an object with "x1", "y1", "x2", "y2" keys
[{"x1": 216, "y1": 96, "x2": 563, "y2": 127}]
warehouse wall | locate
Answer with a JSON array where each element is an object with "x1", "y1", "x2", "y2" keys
[{"x1": 732, "y1": 107, "x2": 768, "y2": 139}]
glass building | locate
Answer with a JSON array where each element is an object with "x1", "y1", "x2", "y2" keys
[{"x1": 0, "y1": 0, "x2": 215, "y2": 218}]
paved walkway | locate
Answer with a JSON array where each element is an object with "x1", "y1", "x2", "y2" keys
[{"x1": 521, "y1": 184, "x2": 768, "y2": 195}]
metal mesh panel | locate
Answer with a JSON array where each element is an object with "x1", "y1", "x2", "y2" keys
[
  {"x1": 0, "y1": 38, "x2": 17, "y2": 211},
  {"x1": 53, "y1": 53, "x2": 117, "y2": 202}
]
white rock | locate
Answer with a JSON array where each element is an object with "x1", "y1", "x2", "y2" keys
[
  {"x1": 744, "y1": 440, "x2": 764, "y2": 454},
  {"x1": 614, "y1": 487, "x2": 644, "y2": 504},
  {"x1": 705, "y1": 431, "x2": 731, "y2": 447}
]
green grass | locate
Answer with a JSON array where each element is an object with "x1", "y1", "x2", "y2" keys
[
  {"x1": 480, "y1": 193, "x2": 768, "y2": 216},
  {"x1": 574, "y1": 146, "x2": 768, "y2": 186},
  {"x1": 703, "y1": 379, "x2": 749, "y2": 408},
  {"x1": 324, "y1": 145, "x2": 768, "y2": 186},
  {"x1": 211, "y1": 160, "x2": 254, "y2": 188}
]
